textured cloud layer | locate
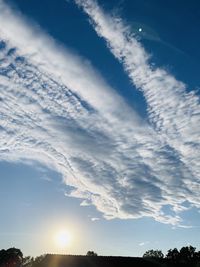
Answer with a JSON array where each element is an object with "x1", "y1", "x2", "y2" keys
[
  {"x1": 0, "y1": 0, "x2": 199, "y2": 225},
  {"x1": 75, "y1": 0, "x2": 200, "y2": 212}
]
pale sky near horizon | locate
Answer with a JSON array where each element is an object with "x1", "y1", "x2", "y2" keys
[{"x1": 0, "y1": 0, "x2": 200, "y2": 257}]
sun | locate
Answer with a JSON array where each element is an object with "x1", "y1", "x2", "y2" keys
[{"x1": 55, "y1": 230, "x2": 72, "y2": 248}]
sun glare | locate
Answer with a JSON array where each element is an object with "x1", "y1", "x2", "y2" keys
[{"x1": 55, "y1": 230, "x2": 72, "y2": 248}]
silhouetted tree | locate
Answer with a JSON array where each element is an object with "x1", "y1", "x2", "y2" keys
[
  {"x1": 166, "y1": 248, "x2": 180, "y2": 262},
  {"x1": 179, "y1": 246, "x2": 196, "y2": 262},
  {"x1": 143, "y1": 249, "x2": 164, "y2": 259},
  {"x1": 0, "y1": 248, "x2": 23, "y2": 267},
  {"x1": 86, "y1": 251, "x2": 98, "y2": 256},
  {"x1": 0, "y1": 250, "x2": 6, "y2": 266},
  {"x1": 32, "y1": 255, "x2": 46, "y2": 267},
  {"x1": 165, "y1": 246, "x2": 199, "y2": 265},
  {"x1": 22, "y1": 256, "x2": 34, "y2": 267},
  {"x1": 195, "y1": 250, "x2": 200, "y2": 259}
]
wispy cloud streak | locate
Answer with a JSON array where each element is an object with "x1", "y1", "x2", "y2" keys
[
  {"x1": 75, "y1": 0, "x2": 200, "y2": 213},
  {"x1": 0, "y1": 0, "x2": 198, "y2": 225}
]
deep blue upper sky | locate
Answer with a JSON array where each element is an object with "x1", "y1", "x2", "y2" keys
[
  {"x1": 8, "y1": 0, "x2": 200, "y2": 88},
  {"x1": 7, "y1": 0, "x2": 200, "y2": 116}
]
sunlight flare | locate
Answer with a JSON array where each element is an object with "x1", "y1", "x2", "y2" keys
[{"x1": 55, "y1": 230, "x2": 72, "y2": 249}]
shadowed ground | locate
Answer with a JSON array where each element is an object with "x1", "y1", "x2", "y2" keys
[{"x1": 35, "y1": 254, "x2": 166, "y2": 267}]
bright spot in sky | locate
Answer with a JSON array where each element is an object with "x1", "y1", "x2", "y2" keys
[
  {"x1": 138, "y1": 28, "x2": 142, "y2": 32},
  {"x1": 55, "y1": 230, "x2": 72, "y2": 248}
]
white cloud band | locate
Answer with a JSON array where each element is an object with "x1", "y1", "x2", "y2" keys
[{"x1": 0, "y1": 0, "x2": 199, "y2": 226}]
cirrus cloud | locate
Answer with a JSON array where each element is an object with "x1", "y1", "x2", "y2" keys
[{"x1": 0, "y1": 0, "x2": 199, "y2": 226}]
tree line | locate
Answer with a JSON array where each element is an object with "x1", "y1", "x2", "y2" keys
[
  {"x1": 0, "y1": 248, "x2": 98, "y2": 267},
  {"x1": 0, "y1": 248, "x2": 45, "y2": 267},
  {"x1": 143, "y1": 245, "x2": 200, "y2": 265},
  {"x1": 1, "y1": 246, "x2": 200, "y2": 267}
]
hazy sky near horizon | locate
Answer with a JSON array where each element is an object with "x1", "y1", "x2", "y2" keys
[{"x1": 0, "y1": 0, "x2": 200, "y2": 257}]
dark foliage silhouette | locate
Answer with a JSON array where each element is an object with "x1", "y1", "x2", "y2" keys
[
  {"x1": 166, "y1": 248, "x2": 180, "y2": 263},
  {"x1": 31, "y1": 255, "x2": 46, "y2": 267},
  {"x1": 86, "y1": 251, "x2": 98, "y2": 256},
  {"x1": 0, "y1": 248, "x2": 23, "y2": 267},
  {"x1": 144, "y1": 245, "x2": 200, "y2": 266},
  {"x1": 2, "y1": 246, "x2": 200, "y2": 267},
  {"x1": 22, "y1": 256, "x2": 34, "y2": 267},
  {"x1": 143, "y1": 249, "x2": 164, "y2": 259}
]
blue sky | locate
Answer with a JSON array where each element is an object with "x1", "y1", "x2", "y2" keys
[{"x1": 0, "y1": 0, "x2": 200, "y2": 257}]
